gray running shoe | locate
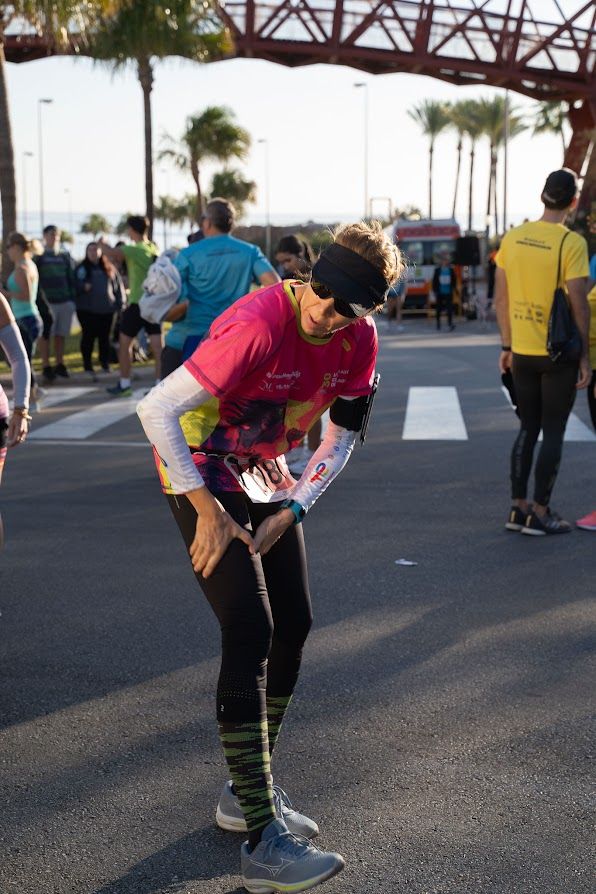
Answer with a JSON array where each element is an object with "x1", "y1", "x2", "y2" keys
[
  {"x1": 216, "y1": 781, "x2": 319, "y2": 838},
  {"x1": 240, "y1": 818, "x2": 344, "y2": 894},
  {"x1": 521, "y1": 508, "x2": 571, "y2": 536}
]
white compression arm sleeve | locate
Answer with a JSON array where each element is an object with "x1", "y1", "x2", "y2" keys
[
  {"x1": 0, "y1": 321, "x2": 31, "y2": 409},
  {"x1": 137, "y1": 364, "x2": 212, "y2": 494},
  {"x1": 289, "y1": 420, "x2": 356, "y2": 513}
]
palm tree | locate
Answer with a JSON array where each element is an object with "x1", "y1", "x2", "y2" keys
[
  {"x1": 394, "y1": 205, "x2": 423, "y2": 221},
  {"x1": 80, "y1": 213, "x2": 112, "y2": 238},
  {"x1": 449, "y1": 99, "x2": 484, "y2": 232},
  {"x1": 0, "y1": 2, "x2": 113, "y2": 277},
  {"x1": 210, "y1": 169, "x2": 257, "y2": 220},
  {"x1": 155, "y1": 195, "x2": 179, "y2": 248},
  {"x1": 477, "y1": 95, "x2": 526, "y2": 234},
  {"x1": 171, "y1": 194, "x2": 199, "y2": 230},
  {"x1": 89, "y1": 1, "x2": 231, "y2": 238},
  {"x1": 407, "y1": 100, "x2": 451, "y2": 219},
  {"x1": 532, "y1": 100, "x2": 568, "y2": 159},
  {"x1": 160, "y1": 106, "x2": 251, "y2": 221},
  {"x1": 447, "y1": 102, "x2": 464, "y2": 219}
]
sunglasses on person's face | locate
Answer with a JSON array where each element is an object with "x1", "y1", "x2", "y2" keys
[{"x1": 310, "y1": 279, "x2": 366, "y2": 319}]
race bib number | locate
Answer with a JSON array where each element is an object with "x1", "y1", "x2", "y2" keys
[{"x1": 223, "y1": 456, "x2": 295, "y2": 503}]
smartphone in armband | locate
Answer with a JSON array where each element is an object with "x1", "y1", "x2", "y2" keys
[{"x1": 360, "y1": 373, "x2": 381, "y2": 445}]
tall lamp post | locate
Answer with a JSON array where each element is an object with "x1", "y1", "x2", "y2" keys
[
  {"x1": 37, "y1": 98, "x2": 53, "y2": 231},
  {"x1": 353, "y1": 82, "x2": 369, "y2": 218},
  {"x1": 22, "y1": 151, "x2": 34, "y2": 232},
  {"x1": 258, "y1": 138, "x2": 271, "y2": 259}
]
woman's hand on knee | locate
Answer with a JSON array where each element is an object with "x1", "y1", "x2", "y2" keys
[
  {"x1": 190, "y1": 504, "x2": 255, "y2": 578},
  {"x1": 253, "y1": 509, "x2": 294, "y2": 556}
]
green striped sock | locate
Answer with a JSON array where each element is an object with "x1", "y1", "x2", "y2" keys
[
  {"x1": 266, "y1": 694, "x2": 293, "y2": 756},
  {"x1": 218, "y1": 718, "x2": 275, "y2": 833}
]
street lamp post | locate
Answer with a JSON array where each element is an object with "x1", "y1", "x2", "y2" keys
[
  {"x1": 354, "y1": 82, "x2": 369, "y2": 218},
  {"x1": 22, "y1": 151, "x2": 34, "y2": 232},
  {"x1": 258, "y1": 138, "x2": 271, "y2": 259},
  {"x1": 38, "y1": 98, "x2": 53, "y2": 231}
]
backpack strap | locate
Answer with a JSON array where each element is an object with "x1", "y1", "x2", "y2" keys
[{"x1": 556, "y1": 230, "x2": 570, "y2": 289}]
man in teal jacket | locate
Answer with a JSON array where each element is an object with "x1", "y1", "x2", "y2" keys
[{"x1": 160, "y1": 198, "x2": 279, "y2": 378}]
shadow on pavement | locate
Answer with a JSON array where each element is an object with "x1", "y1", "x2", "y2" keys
[{"x1": 90, "y1": 825, "x2": 244, "y2": 894}]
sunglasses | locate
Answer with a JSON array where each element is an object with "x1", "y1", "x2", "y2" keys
[{"x1": 310, "y1": 279, "x2": 367, "y2": 319}]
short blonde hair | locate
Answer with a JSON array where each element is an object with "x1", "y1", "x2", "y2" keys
[{"x1": 332, "y1": 220, "x2": 403, "y2": 290}]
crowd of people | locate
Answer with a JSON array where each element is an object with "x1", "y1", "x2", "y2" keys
[{"x1": 0, "y1": 167, "x2": 595, "y2": 893}]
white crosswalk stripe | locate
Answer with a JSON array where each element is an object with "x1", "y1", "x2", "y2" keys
[
  {"x1": 35, "y1": 386, "x2": 97, "y2": 409},
  {"x1": 28, "y1": 389, "x2": 145, "y2": 441},
  {"x1": 10, "y1": 386, "x2": 95, "y2": 411},
  {"x1": 22, "y1": 385, "x2": 595, "y2": 445},
  {"x1": 556, "y1": 414, "x2": 596, "y2": 442},
  {"x1": 501, "y1": 385, "x2": 596, "y2": 443},
  {"x1": 402, "y1": 386, "x2": 468, "y2": 440}
]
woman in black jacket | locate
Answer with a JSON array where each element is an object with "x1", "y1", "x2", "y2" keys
[{"x1": 75, "y1": 242, "x2": 124, "y2": 380}]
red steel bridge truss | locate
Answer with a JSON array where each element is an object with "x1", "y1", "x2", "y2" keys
[
  {"x1": 5, "y1": 0, "x2": 596, "y2": 194},
  {"x1": 215, "y1": 0, "x2": 596, "y2": 182}
]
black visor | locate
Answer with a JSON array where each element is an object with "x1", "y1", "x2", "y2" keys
[{"x1": 311, "y1": 243, "x2": 389, "y2": 317}]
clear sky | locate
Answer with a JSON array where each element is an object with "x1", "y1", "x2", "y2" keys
[{"x1": 8, "y1": 51, "x2": 567, "y2": 234}]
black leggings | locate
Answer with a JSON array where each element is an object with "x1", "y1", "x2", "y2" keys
[
  {"x1": 16, "y1": 316, "x2": 39, "y2": 389},
  {"x1": 36, "y1": 292, "x2": 53, "y2": 341},
  {"x1": 510, "y1": 353, "x2": 578, "y2": 506},
  {"x1": 588, "y1": 371, "x2": 596, "y2": 431},
  {"x1": 436, "y1": 295, "x2": 453, "y2": 328},
  {"x1": 77, "y1": 311, "x2": 114, "y2": 371},
  {"x1": 167, "y1": 492, "x2": 313, "y2": 722}
]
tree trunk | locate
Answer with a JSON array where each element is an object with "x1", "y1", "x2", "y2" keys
[
  {"x1": 486, "y1": 141, "x2": 493, "y2": 234},
  {"x1": 492, "y1": 150, "x2": 499, "y2": 236},
  {"x1": 560, "y1": 127, "x2": 566, "y2": 162},
  {"x1": 452, "y1": 136, "x2": 462, "y2": 219},
  {"x1": 468, "y1": 143, "x2": 475, "y2": 232},
  {"x1": 138, "y1": 57, "x2": 154, "y2": 241},
  {"x1": 0, "y1": 42, "x2": 17, "y2": 281},
  {"x1": 428, "y1": 140, "x2": 433, "y2": 220},
  {"x1": 190, "y1": 159, "x2": 202, "y2": 222}
]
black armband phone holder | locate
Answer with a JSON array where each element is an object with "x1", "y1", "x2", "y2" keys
[{"x1": 329, "y1": 373, "x2": 380, "y2": 444}]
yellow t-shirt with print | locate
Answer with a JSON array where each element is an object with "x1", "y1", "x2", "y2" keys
[
  {"x1": 496, "y1": 221, "x2": 589, "y2": 356},
  {"x1": 588, "y1": 284, "x2": 596, "y2": 368}
]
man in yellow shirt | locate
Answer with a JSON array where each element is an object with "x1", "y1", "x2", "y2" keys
[
  {"x1": 575, "y1": 260, "x2": 596, "y2": 532},
  {"x1": 495, "y1": 168, "x2": 591, "y2": 536},
  {"x1": 586, "y1": 255, "x2": 596, "y2": 430}
]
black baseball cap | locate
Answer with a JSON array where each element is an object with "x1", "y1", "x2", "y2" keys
[{"x1": 541, "y1": 168, "x2": 578, "y2": 210}]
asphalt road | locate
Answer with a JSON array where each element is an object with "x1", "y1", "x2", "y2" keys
[{"x1": 1, "y1": 320, "x2": 594, "y2": 894}]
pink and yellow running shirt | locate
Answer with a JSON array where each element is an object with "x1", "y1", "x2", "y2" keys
[{"x1": 154, "y1": 280, "x2": 378, "y2": 494}]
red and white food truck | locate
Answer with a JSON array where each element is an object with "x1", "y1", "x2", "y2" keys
[{"x1": 391, "y1": 218, "x2": 461, "y2": 309}]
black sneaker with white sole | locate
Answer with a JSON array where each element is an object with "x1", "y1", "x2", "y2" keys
[
  {"x1": 521, "y1": 509, "x2": 571, "y2": 536},
  {"x1": 505, "y1": 506, "x2": 527, "y2": 531}
]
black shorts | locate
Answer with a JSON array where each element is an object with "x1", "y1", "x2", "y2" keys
[{"x1": 119, "y1": 303, "x2": 161, "y2": 338}]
